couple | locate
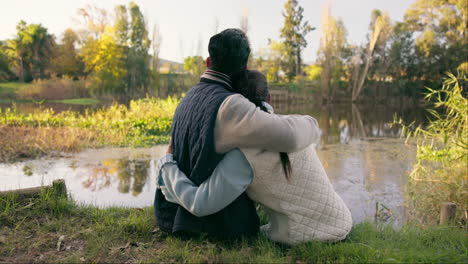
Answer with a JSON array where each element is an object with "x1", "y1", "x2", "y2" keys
[{"x1": 154, "y1": 29, "x2": 352, "y2": 245}]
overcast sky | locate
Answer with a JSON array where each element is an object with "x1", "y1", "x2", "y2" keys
[{"x1": 0, "y1": 0, "x2": 414, "y2": 63}]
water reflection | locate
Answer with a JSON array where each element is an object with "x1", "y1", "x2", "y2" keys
[
  {"x1": 274, "y1": 102, "x2": 427, "y2": 145},
  {"x1": 0, "y1": 147, "x2": 166, "y2": 208},
  {"x1": 0, "y1": 102, "x2": 425, "y2": 225},
  {"x1": 78, "y1": 158, "x2": 149, "y2": 197}
]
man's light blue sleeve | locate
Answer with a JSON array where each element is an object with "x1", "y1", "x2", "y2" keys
[{"x1": 156, "y1": 149, "x2": 253, "y2": 217}]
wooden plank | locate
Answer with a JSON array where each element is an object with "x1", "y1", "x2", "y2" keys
[{"x1": 0, "y1": 179, "x2": 67, "y2": 200}]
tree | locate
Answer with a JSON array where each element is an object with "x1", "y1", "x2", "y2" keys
[
  {"x1": 114, "y1": 5, "x2": 129, "y2": 46},
  {"x1": 150, "y1": 23, "x2": 162, "y2": 95},
  {"x1": 251, "y1": 40, "x2": 288, "y2": 83},
  {"x1": 387, "y1": 22, "x2": 417, "y2": 96},
  {"x1": 78, "y1": 5, "x2": 126, "y2": 94},
  {"x1": 351, "y1": 10, "x2": 390, "y2": 101},
  {"x1": 316, "y1": 2, "x2": 348, "y2": 101},
  {"x1": 21, "y1": 23, "x2": 56, "y2": 79},
  {"x1": 240, "y1": 8, "x2": 249, "y2": 35},
  {"x1": 367, "y1": 10, "x2": 393, "y2": 97},
  {"x1": 0, "y1": 41, "x2": 13, "y2": 81},
  {"x1": 279, "y1": 0, "x2": 314, "y2": 80},
  {"x1": 77, "y1": 3, "x2": 152, "y2": 95},
  {"x1": 127, "y1": 1, "x2": 151, "y2": 94},
  {"x1": 81, "y1": 26, "x2": 127, "y2": 94},
  {"x1": 183, "y1": 56, "x2": 205, "y2": 77},
  {"x1": 77, "y1": 4, "x2": 108, "y2": 40},
  {"x1": 304, "y1": 64, "x2": 322, "y2": 81},
  {"x1": 4, "y1": 36, "x2": 27, "y2": 82},
  {"x1": 4, "y1": 21, "x2": 55, "y2": 81},
  {"x1": 51, "y1": 29, "x2": 85, "y2": 78},
  {"x1": 403, "y1": 0, "x2": 467, "y2": 84}
]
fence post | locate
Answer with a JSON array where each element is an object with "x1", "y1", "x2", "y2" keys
[{"x1": 440, "y1": 202, "x2": 456, "y2": 225}]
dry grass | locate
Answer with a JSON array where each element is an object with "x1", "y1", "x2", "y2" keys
[
  {"x1": 17, "y1": 78, "x2": 89, "y2": 100},
  {"x1": 0, "y1": 125, "x2": 97, "y2": 162}
]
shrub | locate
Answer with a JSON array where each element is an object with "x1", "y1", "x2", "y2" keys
[
  {"x1": 17, "y1": 77, "x2": 89, "y2": 100},
  {"x1": 400, "y1": 73, "x2": 467, "y2": 226}
]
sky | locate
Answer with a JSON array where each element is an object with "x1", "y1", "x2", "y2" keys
[{"x1": 0, "y1": 0, "x2": 414, "y2": 63}]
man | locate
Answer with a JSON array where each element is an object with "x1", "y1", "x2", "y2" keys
[{"x1": 154, "y1": 28, "x2": 320, "y2": 237}]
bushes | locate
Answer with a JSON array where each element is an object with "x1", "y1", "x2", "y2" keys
[
  {"x1": 16, "y1": 77, "x2": 89, "y2": 100},
  {"x1": 400, "y1": 73, "x2": 467, "y2": 226},
  {"x1": 0, "y1": 96, "x2": 180, "y2": 161}
]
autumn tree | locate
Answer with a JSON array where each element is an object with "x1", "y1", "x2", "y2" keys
[
  {"x1": 114, "y1": 5, "x2": 129, "y2": 46},
  {"x1": 81, "y1": 26, "x2": 127, "y2": 94},
  {"x1": 279, "y1": 0, "x2": 314, "y2": 81},
  {"x1": 77, "y1": 3, "x2": 152, "y2": 95},
  {"x1": 78, "y1": 5, "x2": 127, "y2": 94}
]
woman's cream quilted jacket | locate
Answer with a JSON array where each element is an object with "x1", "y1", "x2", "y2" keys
[{"x1": 241, "y1": 144, "x2": 353, "y2": 245}]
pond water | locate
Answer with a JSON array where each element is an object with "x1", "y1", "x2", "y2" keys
[{"x1": 0, "y1": 101, "x2": 426, "y2": 226}]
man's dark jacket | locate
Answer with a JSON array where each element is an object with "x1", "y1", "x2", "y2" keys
[{"x1": 154, "y1": 71, "x2": 260, "y2": 237}]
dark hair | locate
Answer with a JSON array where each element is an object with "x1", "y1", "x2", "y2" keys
[
  {"x1": 208, "y1": 28, "x2": 251, "y2": 76},
  {"x1": 232, "y1": 70, "x2": 292, "y2": 181}
]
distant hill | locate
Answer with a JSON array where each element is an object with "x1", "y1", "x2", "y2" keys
[{"x1": 158, "y1": 58, "x2": 185, "y2": 74}]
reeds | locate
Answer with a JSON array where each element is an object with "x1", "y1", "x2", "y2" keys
[
  {"x1": 401, "y1": 73, "x2": 467, "y2": 226},
  {"x1": 0, "y1": 96, "x2": 180, "y2": 162}
]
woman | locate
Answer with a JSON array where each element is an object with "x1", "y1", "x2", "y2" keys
[{"x1": 156, "y1": 70, "x2": 352, "y2": 245}]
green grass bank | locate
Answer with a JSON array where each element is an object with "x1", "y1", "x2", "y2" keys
[
  {"x1": 0, "y1": 96, "x2": 179, "y2": 162},
  {"x1": 0, "y1": 190, "x2": 466, "y2": 263}
]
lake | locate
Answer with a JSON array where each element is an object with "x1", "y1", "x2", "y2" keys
[{"x1": 0, "y1": 100, "x2": 427, "y2": 226}]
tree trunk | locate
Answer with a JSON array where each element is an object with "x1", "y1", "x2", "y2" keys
[
  {"x1": 18, "y1": 57, "x2": 24, "y2": 83},
  {"x1": 296, "y1": 47, "x2": 301, "y2": 76},
  {"x1": 352, "y1": 17, "x2": 384, "y2": 102}
]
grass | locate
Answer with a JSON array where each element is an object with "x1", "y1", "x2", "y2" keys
[
  {"x1": 0, "y1": 98, "x2": 38, "y2": 103},
  {"x1": 49, "y1": 98, "x2": 100, "y2": 105},
  {"x1": 0, "y1": 191, "x2": 466, "y2": 263},
  {"x1": 0, "y1": 82, "x2": 31, "y2": 95},
  {"x1": 0, "y1": 98, "x2": 99, "y2": 105},
  {"x1": 0, "y1": 96, "x2": 179, "y2": 162},
  {"x1": 396, "y1": 73, "x2": 468, "y2": 226}
]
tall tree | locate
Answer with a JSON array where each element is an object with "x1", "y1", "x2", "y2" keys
[
  {"x1": 150, "y1": 23, "x2": 162, "y2": 95},
  {"x1": 387, "y1": 22, "x2": 417, "y2": 96},
  {"x1": 114, "y1": 5, "x2": 129, "y2": 46},
  {"x1": 4, "y1": 21, "x2": 55, "y2": 81},
  {"x1": 127, "y1": 1, "x2": 151, "y2": 94},
  {"x1": 4, "y1": 36, "x2": 27, "y2": 82},
  {"x1": 81, "y1": 26, "x2": 126, "y2": 94},
  {"x1": 351, "y1": 10, "x2": 390, "y2": 101},
  {"x1": 367, "y1": 10, "x2": 393, "y2": 97},
  {"x1": 0, "y1": 41, "x2": 13, "y2": 81},
  {"x1": 403, "y1": 0, "x2": 467, "y2": 84},
  {"x1": 317, "y1": 2, "x2": 348, "y2": 101},
  {"x1": 78, "y1": 5, "x2": 126, "y2": 94},
  {"x1": 51, "y1": 28, "x2": 85, "y2": 78},
  {"x1": 240, "y1": 8, "x2": 249, "y2": 35},
  {"x1": 279, "y1": 0, "x2": 314, "y2": 80}
]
